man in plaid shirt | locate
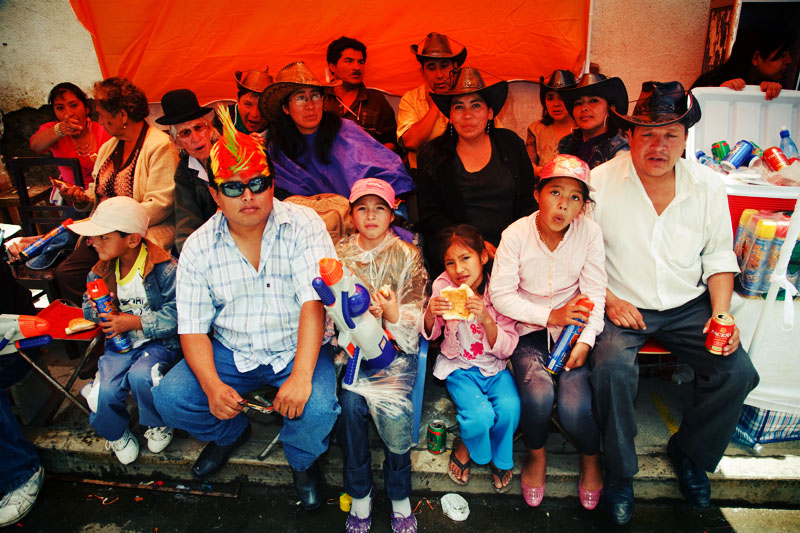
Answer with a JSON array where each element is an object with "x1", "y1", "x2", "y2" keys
[{"x1": 154, "y1": 108, "x2": 339, "y2": 510}]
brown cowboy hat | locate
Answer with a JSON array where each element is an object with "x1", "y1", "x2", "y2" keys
[
  {"x1": 234, "y1": 67, "x2": 274, "y2": 94},
  {"x1": 539, "y1": 69, "x2": 577, "y2": 107},
  {"x1": 258, "y1": 62, "x2": 341, "y2": 122},
  {"x1": 559, "y1": 72, "x2": 629, "y2": 117},
  {"x1": 410, "y1": 32, "x2": 467, "y2": 66},
  {"x1": 609, "y1": 81, "x2": 702, "y2": 131},
  {"x1": 430, "y1": 67, "x2": 508, "y2": 118}
]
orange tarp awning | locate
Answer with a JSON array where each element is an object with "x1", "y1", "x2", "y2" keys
[{"x1": 70, "y1": 0, "x2": 589, "y2": 103}]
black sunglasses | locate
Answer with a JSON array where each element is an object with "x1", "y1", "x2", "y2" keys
[{"x1": 218, "y1": 176, "x2": 273, "y2": 198}]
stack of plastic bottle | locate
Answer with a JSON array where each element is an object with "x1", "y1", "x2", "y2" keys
[{"x1": 734, "y1": 209, "x2": 800, "y2": 298}]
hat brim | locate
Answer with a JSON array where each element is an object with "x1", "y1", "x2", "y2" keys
[
  {"x1": 155, "y1": 106, "x2": 214, "y2": 126},
  {"x1": 559, "y1": 77, "x2": 629, "y2": 118},
  {"x1": 68, "y1": 218, "x2": 119, "y2": 237},
  {"x1": 258, "y1": 80, "x2": 342, "y2": 123},
  {"x1": 609, "y1": 92, "x2": 702, "y2": 131},
  {"x1": 430, "y1": 81, "x2": 509, "y2": 119},
  {"x1": 411, "y1": 45, "x2": 467, "y2": 67}
]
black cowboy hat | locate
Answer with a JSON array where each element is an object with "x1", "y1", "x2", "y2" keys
[
  {"x1": 430, "y1": 67, "x2": 508, "y2": 119},
  {"x1": 155, "y1": 89, "x2": 213, "y2": 126},
  {"x1": 539, "y1": 69, "x2": 577, "y2": 107},
  {"x1": 609, "y1": 81, "x2": 702, "y2": 131},
  {"x1": 559, "y1": 73, "x2": 629, "y2": 117},
  {"x1": 410, "y1": 32, "x2": 467, "y2": 66}
]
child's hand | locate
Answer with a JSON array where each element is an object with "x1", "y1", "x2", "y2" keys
[
  {"x1": 98, "y1": 312, "x2": 140, "y2": 336},
  {"x1": 425, "y1": 296, "x2": 451, "y2": 318},
  {"x1": 465, "y1": 295, "x2": 490, "y2": 325},
  {"x1": 565, "y1": 342, "x2": 590, "y2": 370},
  {"x1": 547, "y1": 294, "x2": 591, "y2": 328},
  {"x1": 368, "y1": 303, "x2": 383, "y2": 320},
  {"x1": 374, "y1": 288, "x2": 399, "y2": 324}
]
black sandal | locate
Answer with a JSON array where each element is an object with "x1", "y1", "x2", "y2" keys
[
  {"x1": 490, "y1": 462, "x2": 513, "y2": 494},
  {"x1": 447, "y1": 438, "x2": 471, "y2": 486}
]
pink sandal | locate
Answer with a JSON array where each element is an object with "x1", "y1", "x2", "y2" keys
[
  {"x1": 578, "y1": 478, "x2": 602, "y2": 510},
  {"x1": 521, "y1": 478, "x2": 545, "y2": 507}
]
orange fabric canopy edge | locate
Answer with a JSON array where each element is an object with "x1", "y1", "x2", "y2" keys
[{"x1": 70, "y1": 0, "x2": 589, "y2": 104}]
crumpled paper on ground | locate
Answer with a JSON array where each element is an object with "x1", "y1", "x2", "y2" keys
[{"x1": 440, "y1": 493, "x2": 469, "y2": 521}]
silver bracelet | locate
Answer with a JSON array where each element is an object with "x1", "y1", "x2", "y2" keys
[{"x1": 53, "y1": 123, "x2": 64, "y2": 137}]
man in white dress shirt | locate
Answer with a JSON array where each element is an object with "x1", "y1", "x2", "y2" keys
[{"x1": 589, "y1": 81, "x2": 758, "y2": 526}]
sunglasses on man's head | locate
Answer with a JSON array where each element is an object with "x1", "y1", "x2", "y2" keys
[{"x1": 218, "y1": 176, "x2": 273, "y2": 198}]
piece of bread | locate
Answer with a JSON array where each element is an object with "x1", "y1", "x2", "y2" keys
[
  {"x1": 440, "y1": 284, "x2": 475, "y2": 320},
  {"x1": 379, "y1": 284, "x2": 392, "y2": 298},
  {"x1": 65, "y1": 317, "x2": 96, "y2": 335}
]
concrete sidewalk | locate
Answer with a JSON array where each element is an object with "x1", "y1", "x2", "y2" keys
[{"x1": 13, "y1": 343, "x2": 800, "y2": 506}]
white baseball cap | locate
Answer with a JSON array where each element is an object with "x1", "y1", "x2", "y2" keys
[{"x1": 68, "y1": 196, "x2": 149, "y2": 237}]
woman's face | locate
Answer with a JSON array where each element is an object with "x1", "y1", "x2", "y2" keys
[
  {"x1": 544, "y1": 91, "x2": 569, "y2": 121},
  {"x1": 282, "y1": 87, "x2": 323, "y2": 135},
  {"x1": 52, "y1": 91, "x2": 88, "y2": 129},
  {"x1": 753, "y1": 48, "x2": 792, "y2": 81},
  {"x1": 96, "y1": 104, "x2": 126, "y2": 139},
  {"x1": 450, "y1": 94, "x2": 493, "y2": 141},
  {"x1": 572, "y1": 95, "x2": 610, "y2": 138}
]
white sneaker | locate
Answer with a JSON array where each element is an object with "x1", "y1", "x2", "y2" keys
[
  {"x1": 105, "y1": 428, "x2": 139, "y2": 465},
  {"x1": 80, "y1": 382, "x2": 98, "y2": 413},
  {"x1": 144, "y1": 426, "x2": 174, "y2": 453},
  {"x1": 0, "y1": 465, "x2": 44, "y2": 527}
]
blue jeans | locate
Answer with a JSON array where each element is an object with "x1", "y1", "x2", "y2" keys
[
  {"x1": 336, "y1": 387, "x2": 412, "y2": 500},
  {"x1": 511, "y1": 330, "x2": 600, "y2": 454},
  {"x1": 445, "y1": 367, "x2": 520, "y2": 470},
  {"x1": 153, "y1": 340, "x2": 340, "y2": 471},
  {"x1": 90, "y1": 340, "x2": 180, "y2": 441},
  {"x1": 0, "y1": 354, "x2": 40, "y2": 493}
]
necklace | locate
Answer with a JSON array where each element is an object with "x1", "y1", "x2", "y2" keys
[{"x1": 70, "y1": 128, "x2": 96, "y2": 157}]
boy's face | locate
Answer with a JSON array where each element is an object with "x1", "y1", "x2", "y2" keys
[
  {"x1": 89, "y1": 232, "x2": 139, "y2": 262},
  {"x1": 352, "y1": 194, "x2": 392, "y2": 247}
]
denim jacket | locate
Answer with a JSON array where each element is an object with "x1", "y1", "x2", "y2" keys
[
  {"x1": 557, "y1": 130, "x2": 629, "y2": 169},
  {"x1": 82, "y1": 239, "x2": 180, "y2": 350}
]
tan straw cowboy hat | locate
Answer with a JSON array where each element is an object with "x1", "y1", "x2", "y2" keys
[{"x1": 258, "y1": 62, "x2": 340, "y2": 121}]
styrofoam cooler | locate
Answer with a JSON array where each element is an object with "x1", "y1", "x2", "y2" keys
[{"x1": 687, "y1": 86, "x2": 800, "y2": 229}]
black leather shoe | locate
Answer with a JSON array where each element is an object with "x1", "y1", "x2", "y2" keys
[
  {"x1": 604, "y1": 476, "x2": 634, "y2": 526},
  {"x1": 667, "y1": 435, "x2": 710, "y2": 507},
  {"x1": 191, "y1": 423, "x2": 252, "y2": 479},
  {"x1": 291, "y1": 462, "x2": 322, "y2": 510}
]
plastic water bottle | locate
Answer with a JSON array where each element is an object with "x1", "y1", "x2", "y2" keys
[
  {"x1": 696, "y1": 150, "x2": 716, "y2": 168},
  {"x1": 779, "y1": 127, "x2": 799, "y2": 159}
]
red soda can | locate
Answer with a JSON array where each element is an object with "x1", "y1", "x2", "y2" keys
[
  {"x1": 763, "y1": 147, "x2": 790, "y2": 172},
  {"x1": 705, "y1": 313, "x2": 735, "y2": 355}
]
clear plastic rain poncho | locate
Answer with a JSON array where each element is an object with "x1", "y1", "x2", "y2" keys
[{"x1": 334, "y1": 230, "x2": 429, "y2": 453}]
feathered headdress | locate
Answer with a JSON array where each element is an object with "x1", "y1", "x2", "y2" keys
[{"x1": 209, "y1": 106, "x2": 269, "y2": 185}]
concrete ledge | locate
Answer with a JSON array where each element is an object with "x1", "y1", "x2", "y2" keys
[{"x1": 31, "y1": 425, "x2": 800, "y2": 505}]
